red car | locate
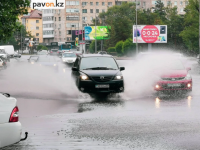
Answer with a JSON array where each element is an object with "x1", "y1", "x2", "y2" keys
[{"x1": 154, "y1": 60, "x2": 192, "y2": 92}]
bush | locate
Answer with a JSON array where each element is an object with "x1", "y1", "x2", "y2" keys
[
  {"x1": 115, "y1": 41, "x2": 124, "y2": 54},
  {"x1": 122, "y1": 38, "x2": 136, "y2": 56},
  {"x1": 37, "y1": 45, "x2": 48, "y2": 50},
  {"x1": 107, "y1": 47, "x2": 116, "y2": 53}
]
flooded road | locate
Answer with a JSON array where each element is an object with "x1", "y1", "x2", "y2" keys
[{"x1": 1, "y1": 55, "x2": 200, "y2": 150}]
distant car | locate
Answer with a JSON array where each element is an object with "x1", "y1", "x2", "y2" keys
[
  {"x1": 0, "y1": 57, "x2": 7, "y2": 69},
  {"x1": 98, "y1": 51, "x2": 107, "y2": 54},
  {"x1": 0, "y1": 48, "x2": 10, "y2": 62},
  {"x1": 62, "y1": 52, "x2": 76, "y2": 64},
  {"x1": 13, "y1": 52, "x2": 21, "y2": 58},
  {"x1": 0, "y1": 93, "x2": 26, "y2": 148},
  {"x1": 152, "y1": 58, "x2": 192, "y2": 93},
  {"x1": 37, "y1": 50, "x2": 48, "y2": 55},
  {"x1": 27, "y1": 56, "x2": 39, "y2": 64},
  {"x1": 49, "y1": 49, "x2": 59, "y2": 55},
  {"x1": 71, "y1": 54, "x2": 125, "y2": 94}
]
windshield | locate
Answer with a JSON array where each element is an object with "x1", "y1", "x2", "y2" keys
[
  {"x1": 63, "y1": 53, "x2": 76, "y2": 57},
  {"x1": 80, "y1": 57, "x2": 118, "y2": 70}
]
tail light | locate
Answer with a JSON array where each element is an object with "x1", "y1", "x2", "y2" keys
[
  {"x1": 9, "y1": 106, "x2": 19, "y2": 122},
  {"x1": 51, "y1": 51, "x2": 53, "y2": 53},
  {"x1": 57, "y1": 51, "x2": 59, "y2": 53}
]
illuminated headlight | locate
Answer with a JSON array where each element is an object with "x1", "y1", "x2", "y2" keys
[
  {"x1": 80, "y1": 75, "x2": 90, "y2": 80},
  {"x1": 114, "y1": 75, "x2": 123, "y2": 80},
  {"x1": 184, "y1": 73, "x2": 192, "y2": 80}
]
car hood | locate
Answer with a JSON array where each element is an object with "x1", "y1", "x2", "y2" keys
[
  {"x1": 81, "y1": 70, "x2": 120, "y2": 77},
  {"x1": 0, "y1": 94, "x2": 17, "y2": 124},
  {"x1": 157, "y1": 70, "x2": 187, "y2": 78}
]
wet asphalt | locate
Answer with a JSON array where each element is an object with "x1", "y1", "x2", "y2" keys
[{"x1": 0, "y1": 55, "x2": 200, "y2": 150}]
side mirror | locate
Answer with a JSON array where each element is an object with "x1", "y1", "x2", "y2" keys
[
  {"x1": 120, "y1": 67, "x2": 125, "y2": 71},
  {"x1": 72, "y1": 67, "x2": 78, "y2": 71},
  {"x1": 186, "y1": 67, "x2": 191, "y2": 71}
]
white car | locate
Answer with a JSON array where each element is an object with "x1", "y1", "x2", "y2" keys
[
  {"x1": 0, "y1": 93, "x2": 27, "y2": 148},
  {"x1": 62, "y1": 52, "x2": 76, "y2": 64}
]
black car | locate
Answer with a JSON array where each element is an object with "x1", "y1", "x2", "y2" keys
[{"x1": 71, "y1": 54, "x2": 125, "y2": 94}]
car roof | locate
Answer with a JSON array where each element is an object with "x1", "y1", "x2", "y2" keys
[{"x1": 78, "y1": 54, "x2": 113, "y2": 58}]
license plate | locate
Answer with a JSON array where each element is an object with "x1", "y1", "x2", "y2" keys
[
  {"x1": 167, "y1": 83, "x2": 181, "y2": 87},
  {"x1": 95, "y1": 84, "x2": 109, "y2": 88}
]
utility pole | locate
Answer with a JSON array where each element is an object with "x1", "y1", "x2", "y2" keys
[
  {"x1": 135, "y1": 0, "x2": 138, "y2": 54},
  {"x1": 21, "y1": 27, "x2": 22, "y2": 53},
  {"x1": 95, "y1": 1, "x2": 97, "y2": 53},
  {"x1": 199, "y1": 0, "x2": 200, "y2": 56}
]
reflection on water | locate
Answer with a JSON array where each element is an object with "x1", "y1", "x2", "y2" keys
[
  {"x1": 78, "y1": 98, "x2": 124, "y2": 113},
  {"x1": 155, "y1": 97, "x2": 160, "y2": 108},
  {"x1": 187, "y1": 95, "x2": 192, "y2": 108}
]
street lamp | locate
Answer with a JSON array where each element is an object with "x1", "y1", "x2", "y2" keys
[
  {"x1": 135, "y1": 0, "x2": 139, "y2": 54},
  {"x1": 95, "y1": 1, "x2": 97, "y2": 53}
]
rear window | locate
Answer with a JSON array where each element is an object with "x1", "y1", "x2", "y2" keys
[
  {"x1": 52, "y1": 50, "x2": 58, "y2": 52},
  {"x1": 63, "y1": 53, "x2": 76, "y2": 57}
]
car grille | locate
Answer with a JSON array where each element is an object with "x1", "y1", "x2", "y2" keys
[
  {"x1": 91, "y1": 76, "x2": 113, "y2": 82},
  {"x1": 161, "y1": 77, "x2": 185, "y2": 81},
  {"x1": 162, "y1": 84, "x2": 185, "y2": 89}
]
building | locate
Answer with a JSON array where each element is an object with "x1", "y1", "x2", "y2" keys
[
  {"x1": 42, "y1": 0, "x2": 189, "y2": 44},
  {"x1": 21, "y1": 10, "x2": 43, "y2": 43}
]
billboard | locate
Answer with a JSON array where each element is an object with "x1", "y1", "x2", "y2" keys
[
  {"x1": 72, "y1": 30, "x2": 85, "y2": 41},
  {"x1": 133, "y1": 25, "x2": 167, "y2": 43},
  {"x1": 84, "y1": 26, "x2": 111, "y2": 40}
]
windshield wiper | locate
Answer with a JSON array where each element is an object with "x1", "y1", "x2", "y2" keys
[{"x1": 83, "y1": 67, "x2": 116, "y2": 70}]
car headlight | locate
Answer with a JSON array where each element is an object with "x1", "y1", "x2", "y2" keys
[
  {"x1": 114, "y1": 75, "x2": 123, "y2": 80},
  {"x1": 184, "y1": 73, "x2": 192, "y2": 80},
  {"x1": 80, "y1": 74, "x2": 90, "y2": 81}
]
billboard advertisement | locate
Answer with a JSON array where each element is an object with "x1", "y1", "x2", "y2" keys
[
  {"x1": 84, "y1": 26, "x2": 111, "y2": 40},
  {"x1": 133, "y1": 25, "x2": 167, "y2": 43},
  {"x1": 72, "y1": 30, "x2": 85, "y2": 41}
]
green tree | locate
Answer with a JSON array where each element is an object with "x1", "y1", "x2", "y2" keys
[
  {"x1": 165, "y1": 7, "x2": 185, "y2": 50},
  {"x1": 122, "y1": 38, "x2": 136, "y2": 56},
  {"x1": 37, "y1": 45, "x2": 48, "y2": 50},
  {"x1": 115, "y1": 41, "x2": 123, "y2": 54},
  {"x1": 0, "y1": 0, "x2": 30, "y2": 42},
  {"x1": 0, "y1": 22, "x2": 33, "y2": 51},
  {"x1": 180, "y1": 0, "x2": 199, "y2": 53},
  {"x1": 107, "y1": 47, "x2": 116, "y2": 53},
  {"x1": 153, "y1": 0, "x2": 166, "y2": 21}
]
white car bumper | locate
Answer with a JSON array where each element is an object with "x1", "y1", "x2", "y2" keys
[{"x1": 0, "y1": 122, "x2": 22, "y2": 148}]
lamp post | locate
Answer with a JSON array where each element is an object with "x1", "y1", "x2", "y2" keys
[
  {"x1": 95, "y1": 1, "x2": 97, "y2": 53},
  {"x1": 135, "y1": 0, "x2": 138, "y2": 54}
]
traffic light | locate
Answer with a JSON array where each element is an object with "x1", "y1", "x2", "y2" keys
[{"x1": 75, "y1": 37, "x2": 79, "y2": 46}]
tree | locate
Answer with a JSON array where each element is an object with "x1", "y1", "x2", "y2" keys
[
  {"x1": 180, "y1": 0, "x2": 199, "y2": 53},
  {"x1": 165, "y1": 7, "x2": 185, "y2": 50},
  {"x1": 37, "y1": 45, "x2": 48, "y2": 50},
  {"x1": 0, "y1": 0, "x2": 30, "y2": 42},
  {"x1": 0, "y1": 22, "x2": 33, "y2": 52},
  {"x1": 153, "y1": 0, "x2": 166, "y2": 21},
  {"x1": 122, "y1": 38, "x2": 136, "y2": 56},
  {"x1": 115, "y1": 41, "x2": 123, "y2": 54}
]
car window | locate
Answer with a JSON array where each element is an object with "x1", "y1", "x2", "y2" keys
[
  {"x1": 79, "y1": 57, "x2": 119, "y2": 70},
  {"x1": 63, "y1": 53, "x2": 76, "y2": 57},
  {"x1": 52, "y1": 50, "x2": 58, "y2": 52}
]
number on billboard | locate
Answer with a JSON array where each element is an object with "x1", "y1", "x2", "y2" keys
[{"x1": 147, "y1": 31, "x2": 150, "y2": 35}]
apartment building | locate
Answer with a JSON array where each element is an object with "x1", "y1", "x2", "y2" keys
[{"x1": 21, "y1": 10, "x2": 43, "y2": 43}]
